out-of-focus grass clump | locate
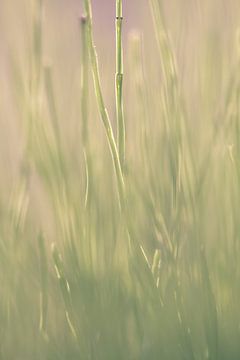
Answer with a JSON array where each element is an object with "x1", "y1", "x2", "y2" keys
[{"x1": 1, "y1": 0, "x2": 240, "y2": 359}]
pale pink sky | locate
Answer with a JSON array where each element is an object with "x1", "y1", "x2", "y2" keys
[{"x1": 1, "y1": 0, "x2": 240, "y2": 185}]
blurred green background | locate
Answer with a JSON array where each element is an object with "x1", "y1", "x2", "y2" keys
[{"x1": 1, "y1": 1, "x2": 240, "y2": 359}]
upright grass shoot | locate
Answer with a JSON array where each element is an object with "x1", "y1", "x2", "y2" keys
[
  {"x1": 82, "y1": 0, "x2": 125, "y2": 212},
  {"x1": 80, "y1": 15, "x2": 92, "y2": 208},
  {"x1": 116, "y1": 0, "x2": 125, "y2": 170},
  {"x1": 38, "y1": 232, "x2": 48, "y2": 335}
]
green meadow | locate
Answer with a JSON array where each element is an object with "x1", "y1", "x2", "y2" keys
[{"x1": 0, "y1": 0, "x2": 240, "y2": 358}]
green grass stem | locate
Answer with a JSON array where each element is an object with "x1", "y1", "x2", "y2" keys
[{"x1": 116, "y1": 0, "x2": 126, "y2": 169}]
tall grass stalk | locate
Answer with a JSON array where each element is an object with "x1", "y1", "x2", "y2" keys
[
  {"x1": 38, "y1": 232, "x2": 48, "y2": 335},
  {"x1": 80, "y1": 15, "x2": 92, "y2": 208},
  {"x1": 29, "y1": 0, "x2": 43, "y2": 144},
  {"x1": 82, "y1": 0, "x2": 125, "y2": 212},
  {"x1": 52, "y1": 243, "x2": 78, "y2": 340},
  {"x1": 82, "y1": 0, "x2": 155, "y2": 285},
  {"x1": 149, "y1": 0, "x2": 184, "y2": 216},
  {"x1": 116, "y1": 0, "x2": 125, "y2": 169},
  {"x1": 44, "y1": 64, "x2": 66, "y2": 183},
  {"x1": 149, "y1": 0, "x2": 196, "y2": 251}
]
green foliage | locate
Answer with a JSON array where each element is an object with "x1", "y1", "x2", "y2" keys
[{"x1": 0, "y1": 0, "x2": 240, "y2": 358}]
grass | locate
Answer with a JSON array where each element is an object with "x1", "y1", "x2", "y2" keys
[
  {"x1": 115, "y1": 0, "x2": 125, "y2": 170},
  {"x1": 1, "y1": 0, "x2": 240, "y2": 359}
]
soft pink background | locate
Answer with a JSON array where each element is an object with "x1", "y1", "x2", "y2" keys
[{"x1": 1, "y1": 0, "x2": 240, "y2": 188}]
